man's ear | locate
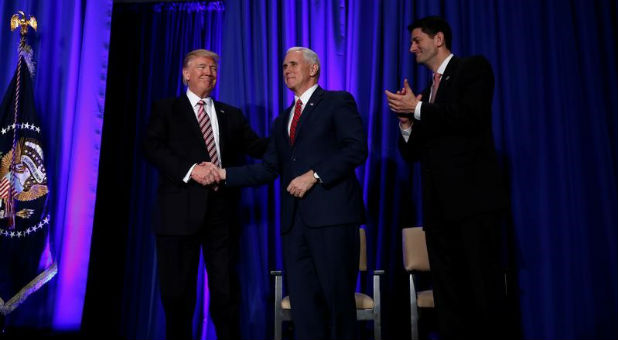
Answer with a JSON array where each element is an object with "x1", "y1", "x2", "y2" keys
[
  {"x1": 435, "y1": 32, "x2": 445, "y2": 47},
  {"x1": 182, "y1": 68, "x2": 189, "y2": 82},
  {"x1": 310, "y1": 64, "x2": 319, "y2": 77}
]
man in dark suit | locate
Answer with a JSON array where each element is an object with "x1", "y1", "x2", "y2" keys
[
  {"x1": 207, "y1": 47, "x2": 367, "y2": 340},
  {"x1": 143, "y1": 49, "x2": 267, "y2": 340},
  {"x1": 385, "y1": 16, "x2": 507, "y2": 338}
]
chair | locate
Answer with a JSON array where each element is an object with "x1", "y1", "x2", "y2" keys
[
  {"x1": 271, "y1": 228, "x2": 384, "y2": 340},
  {"x1": 402, "y1": 227, "x2": 435, "y2": 340}
]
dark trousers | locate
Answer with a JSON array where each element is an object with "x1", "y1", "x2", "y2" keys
[
  {"x1": 282, "y1": 214, "x2": 360, "y2": 340},
  {"x1": 155, "y1": 194, "x2": 240, "y2": 340},
  {"x1": 424, "y1": 211, "x2": 507, "y2": 339}
]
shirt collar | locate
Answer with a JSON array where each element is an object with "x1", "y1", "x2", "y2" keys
[
  {"x1": 294, "y1": 84, "x2": 319, "y2": 106},
  {"x1": 436, "y1": 53, "x2": 454, "y2": 75},
  {"x1": 186, "y1": 89, "x2": 213, "y2": 108}
]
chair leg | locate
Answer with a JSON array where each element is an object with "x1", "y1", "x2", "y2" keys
[
  {"x1": 409, "y1": 273, "x2": 419, "y2": 340},
  {"x1": 373, "y1": 272, "x2": 382, "y2": 340},
  {"x1": 273, "y1": 272, "x2": 283, "y2": 340}
]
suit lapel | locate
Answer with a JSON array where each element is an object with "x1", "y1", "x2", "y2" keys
[
  {"x1": 434, "y1": 56, "x2": 459, "y2": 103},
  {"x1": 292, "y1": 86, "x2": 325, "y2": 145},
  {"x1": 177, "y1": 95, "x2": 205, "y2": 146},
  {"x1": 283, "y1": 102, "x2": 294, "y2": 145}
]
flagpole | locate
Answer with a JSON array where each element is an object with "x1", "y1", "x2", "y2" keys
[
  {"x1": 1, "y1": 10, "x2": 56, "y2": 325},
  {"x1": 7, "y1": 11, "x2": 37, "y2": 229}
]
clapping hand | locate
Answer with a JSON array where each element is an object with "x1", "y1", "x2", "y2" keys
[{"x1": 384, "y1": 79, "x2": 422, "y2": 129}]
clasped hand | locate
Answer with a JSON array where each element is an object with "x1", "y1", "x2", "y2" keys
[
  {"x1": 287, "y1": 170, "x2": 318, "y2": 198},
  {"x1": 190, "y1": 162, "x2": 225, "y2": 186}
]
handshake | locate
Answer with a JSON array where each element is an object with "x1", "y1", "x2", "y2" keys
[{"x1": 190, "y1": 161, "x2": 226, "y2": 186}]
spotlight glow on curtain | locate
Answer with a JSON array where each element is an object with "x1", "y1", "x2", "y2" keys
[{"x1": 51, "y1": 0, "x2": 112, "y2": 329}]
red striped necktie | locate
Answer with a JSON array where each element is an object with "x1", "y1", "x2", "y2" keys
[
  {"x1": 197, "y1": 99, "x2": 220, "y2": 167},
  {"x1": 289, "y1": 98, "x2": 302, "y2": 144}
]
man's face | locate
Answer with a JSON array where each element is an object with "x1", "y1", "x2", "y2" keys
[
  {"x1": 282, "y1": 51, "x2": 317, "y2": 95},
  {"x1": 409, "y1": 28, "x2": 439, "y2": 66},
  {"x1": 183, "y1": 56, "x2": 217, "y2": 97}
]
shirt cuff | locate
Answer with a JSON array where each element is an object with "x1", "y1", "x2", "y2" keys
[
  {"x1": 313, "y1": 171, "x2": 322, "y2": 183},
  {"x1": 183, "y1": 163, "x2": 197, "y2": 183},
  {"x1": 414, "y1": 101, "x2": 423, "y2": 120}
]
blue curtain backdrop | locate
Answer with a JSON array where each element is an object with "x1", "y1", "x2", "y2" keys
[
  {"x1": 0, "y1": 0, "x2": 112, "y2": 333},
  {"x1": 87, "y1": 0, "x2": 617, "y2": 340}
]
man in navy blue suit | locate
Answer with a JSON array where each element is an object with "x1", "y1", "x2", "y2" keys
[
  {"x1": 207, "y1": 47, "x2": 367, "y2": 340},
  {"x1": 385, "y1": 16, "x2": 507, "y2": 338}
]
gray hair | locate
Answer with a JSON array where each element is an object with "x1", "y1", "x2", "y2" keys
[
  {"x1": 286, "y1": 46, "x2": 320, "y2": 79},
  {"x1": 182, "y1": 49, "x2": 219, "y2": 85}
]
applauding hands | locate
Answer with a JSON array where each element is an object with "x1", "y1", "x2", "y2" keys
[{"x1": 384, "y1": 78, "x2": 422, "y2": 129}]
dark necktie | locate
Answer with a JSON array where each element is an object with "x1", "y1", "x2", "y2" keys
[
  {"x1": 430, "y1": 72, "x2": 441, "y2": 103},
  {"x1": 289, "y1": 99, "x2": 302, "y2": 144}
]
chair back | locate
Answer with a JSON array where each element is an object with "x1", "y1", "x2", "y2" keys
[{"x1": 402, "y1": 227, "x2": 430, "y2": 272}]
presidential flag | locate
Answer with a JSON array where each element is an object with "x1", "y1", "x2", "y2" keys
[{"x1": 0, "y1": 54, "x2": 56, "y2": 316}]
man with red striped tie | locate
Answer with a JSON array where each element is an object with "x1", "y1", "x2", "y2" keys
[{"x1": 143, "y1": 49, "x2": 267, "y2": 340}]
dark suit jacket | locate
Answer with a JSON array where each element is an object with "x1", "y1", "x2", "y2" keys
[
  {"x1": 143, "y1": 95, "x2": 267, "y2": 235},
  {"x1": 399, "y1": 56, "x2": 506, "y2": 223},
  {"x1": 226, "y1": 87, "x2": 367, "y2": 232}
]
